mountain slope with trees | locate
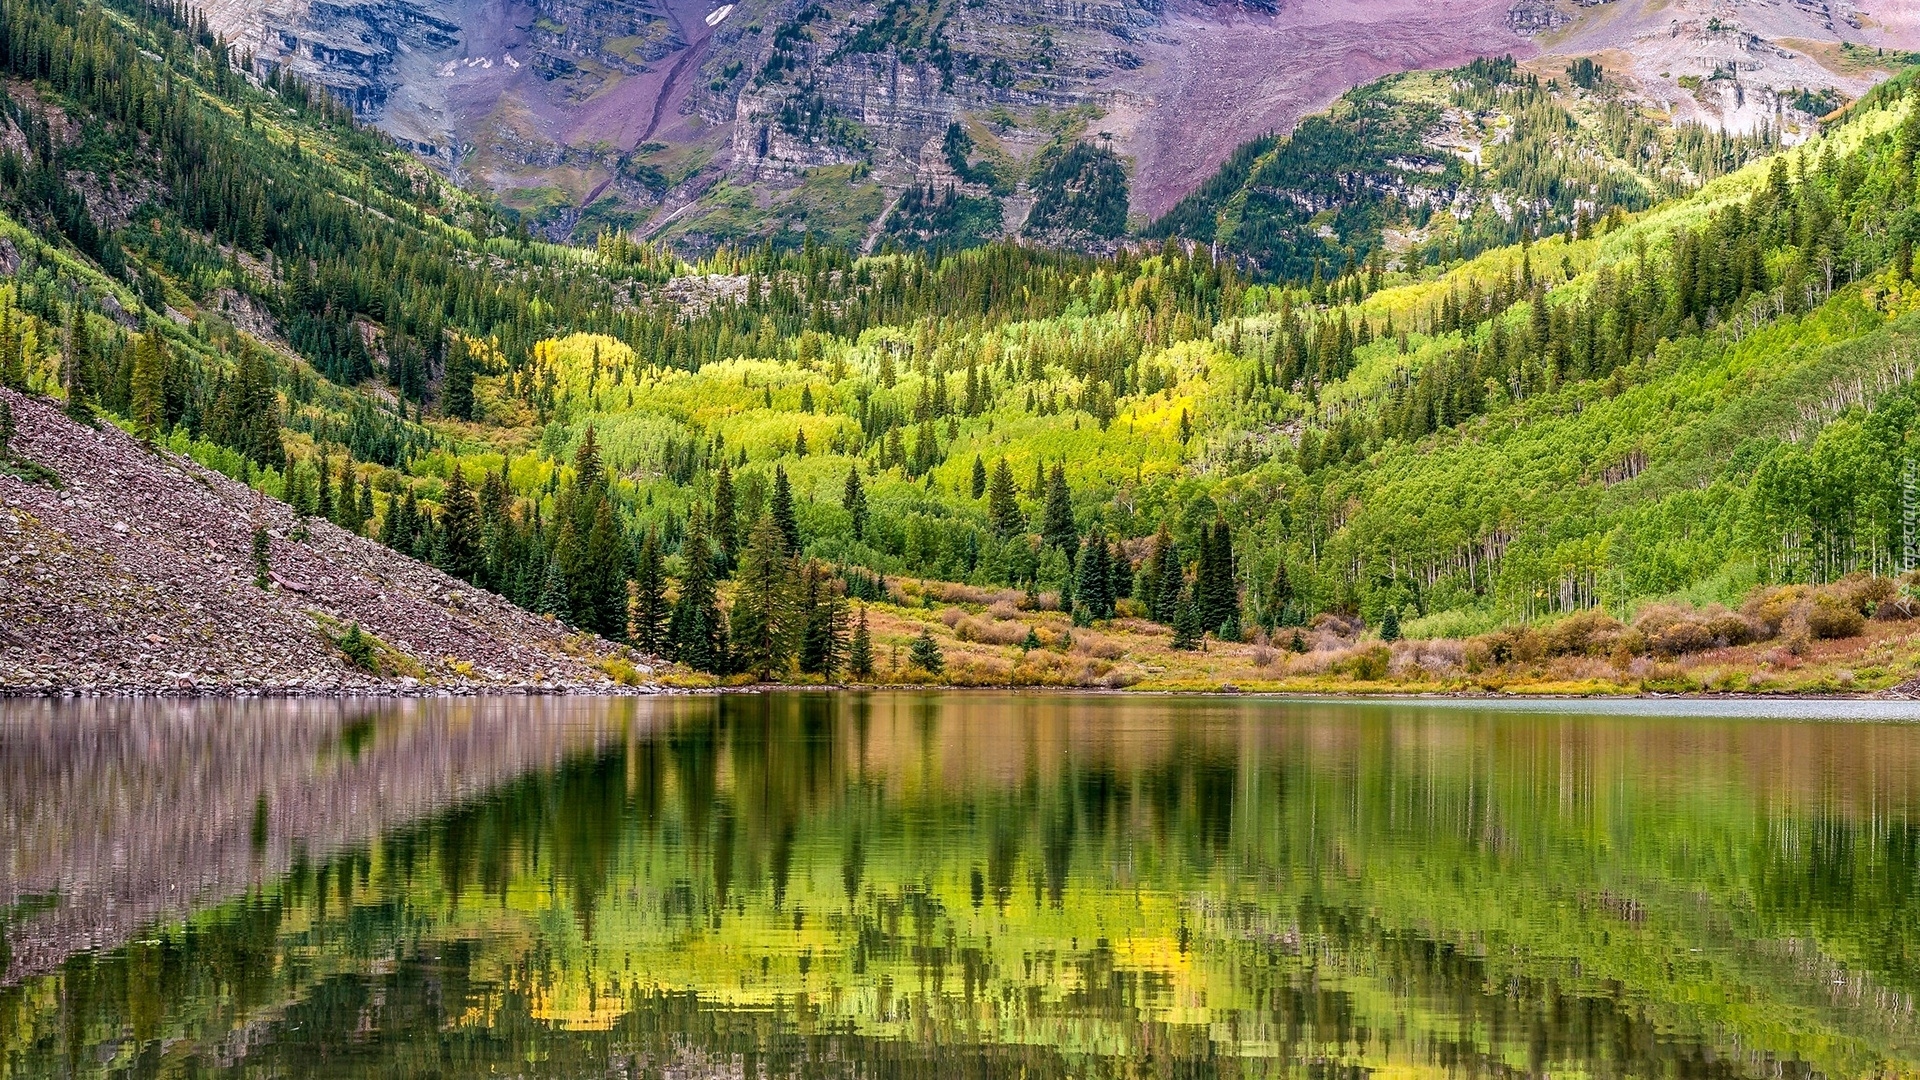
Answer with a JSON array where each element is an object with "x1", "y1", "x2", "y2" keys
[{"x1": 0, "y1": 0, "x2": 1917, "y2": 692}]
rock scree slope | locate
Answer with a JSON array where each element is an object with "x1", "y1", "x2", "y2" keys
[{"x1": 0, "y1": 389, "x2": 654, "y2": 695}]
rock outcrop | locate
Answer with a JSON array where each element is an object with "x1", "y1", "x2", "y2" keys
[{"x1": 0, "y1": 388, "x2": 654, "y2": 695}]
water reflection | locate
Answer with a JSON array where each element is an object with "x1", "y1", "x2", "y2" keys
[{"x1": 3, "y1": 693, "x2": 1919, "y2": 1078}]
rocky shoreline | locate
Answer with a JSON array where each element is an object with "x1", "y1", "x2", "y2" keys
[{"x1": 1, "y1": 388, "x2": 661, "y2": 695}]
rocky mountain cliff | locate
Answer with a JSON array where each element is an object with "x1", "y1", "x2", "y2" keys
[
  {"x1": 0, "y1": 389, "x2": 650, "y2": 694},
  {"x1": 202, "y1": 0, "x2": 1920, "y2": 250}
]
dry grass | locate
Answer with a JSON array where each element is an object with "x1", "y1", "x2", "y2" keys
[{"x1": 655, "y1": 572, "x2": 1920, "y2": 696}]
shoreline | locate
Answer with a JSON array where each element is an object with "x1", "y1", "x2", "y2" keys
[{"x1": 5, "y1": 679, "x2": 1914, "y2": 702}]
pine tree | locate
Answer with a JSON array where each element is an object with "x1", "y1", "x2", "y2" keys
[
  {"x1": 1075, "y1": 528, "x2": 1113, "y2": 619},
  {"x1": 908, "y1": 626, "x2": 945, "y2": 674},
  {"x1": 62, "y1": 305, "x2": 93, "y2": 423},
  {"x1": 315, "y1": 450, "x2": 334, "y2": 522},
  {"x1": 771, "y1": 465, "x2": 801, "y2": 552},
  {"x1": 1041, "y1": 463, "x2": 1076, "y2": 554},
  {"x1": 713, "y1": 461, "x2": 738, "y2": 565},
  {"x1": 1107, "y1": 538, "x2": 1132, "y2": 609},
  {"x1": 971, "y1": 455, "x2": 988, "y2": 499},
  {"x1": 629, "y1": 526, "x2": 669, "y2": 654},
  {"x1": 847, "y1": 603, "x2": 874, "y2": 680},
  {"x1": 730, "y1": 514, "x2": 798, "y2": 679},
  {"x1": 842, "y1": 465, "x2": 868, "y2": 541},
  {"x1": 1380, "y1": 606, "x2": 1402, "y2": 643},
  {"x1": 443, "y1": 337, "x2": 476, "y2": 419},
  {"x1": 798, "y1": 565, "x2": 845, "y2": 678},
  {"x1": 987, "y1": 459, "x2": 1024, "y2": 537},
  {"x1": 536, "y1": 558, "x2": 572, "y2": 623},
  {"x1": 357, "y1": 476, "x2": 374, "y2": 537},
  {"x1": 579, "y1": 499, "x2": 625, "y2": 635},
  {"x1": 669, "y1": 505, "x2": 725, "y2": 672},
  {"x1": 438, "y1": 466, "x2": 481, "y2": 582},
  {"x1": 130, "y1": 328, "x2": 166, "y2": 440},
  {"x1": 1171, "y1": 586, "x2": 1202, "y2": 650},
  {"x1": 0, "y1": 397, "x2": 13, "y2": 460}
]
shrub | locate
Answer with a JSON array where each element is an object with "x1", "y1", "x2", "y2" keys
[
  {"x1": 1806, "y1": 593, "x2": 1866, "y2": 640},
  {"x1": 1343, "y1": 645, "x2": 1390, "y2": 681},
  {"x1": 1543, "y1": 610, "x2": 1626, "y2": 657}
]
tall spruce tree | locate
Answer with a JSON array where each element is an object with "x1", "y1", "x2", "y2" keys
[
  {"x1": 730, "y1": 514, "x2": 798, "y2": 679},
  {"x1": 847, "y1": 603, "x2": 874, "y2": 680},
  {"x1": 798, "y1": 564, "x2": 845, "y2": 678},
  {"x1": 970, "y1": 455, "x2": 988, "y2": 499},
  {"x1": 629, "y1": 526, "x2": 669, "y2": 655},
  {"x1": 771, "y1": 465, "x2": 801, "y2": 552},
  {"x1": 438, "y1": 466, "x2": 481, "y2": 582},
  {"x1": 0, "y1": 397, "x2": 13, "y2": 459},
  {"x1": 1075, "y1": 528, "x2": 1114, "y2": 619},
  {"x1": 987, "y1": 459, "x2": 1024, "y2": 538},
  {"x1": 1171, "y1": 586, "x2": 1202, "y2": 650},
  {"x1": 61, "y1": 305, "x2": 93, "y2": 423},
  {"x1": 129, "y1": 328, "x2": 166, "y2": 440},
  {"x1": 842, "y1": 465, "x2": 868, "y2": 542},
  {"x1": 669, "y1": 505, "x2": 725, "y2": 672},
  {"x1": 1041, "y1": 463, "x2": 1076, "y2": 555},
  {"x1": 712, "y1": 461, "x2": 738, "y2": 566}
]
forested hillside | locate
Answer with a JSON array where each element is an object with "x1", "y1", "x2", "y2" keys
[{"x1": 1, "y1": 0, "x2": 1918, "y2": 691}]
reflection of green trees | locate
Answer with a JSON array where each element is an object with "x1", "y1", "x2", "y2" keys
[{"x1": 6, "y1": 696, "x2": 1920, "y2": 1078}]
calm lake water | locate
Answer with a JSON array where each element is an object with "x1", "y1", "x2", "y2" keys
[{"x1": 4, "y1": 693, "x2": 1920, "y2": 1078}]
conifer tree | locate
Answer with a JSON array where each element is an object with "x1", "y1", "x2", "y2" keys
[
  {"x1": 62, "y1": 305, "x2": 93, "y2": 423},
  {"x1": 536, "y1": 558, "x2": 572, "y2": 624},
  {"x1": 1041, "y1": 463, "x2": 1076, "y2": 554},
  {"x1": 798, "y1": 565, "x2": 845, "y2": 677},
  {"x1": 1380, "y1": 606, "x2": 1402, "y2": 643},
  {"x1": 442, "y1": 337, "x2": 475, "y2": 420},
  {"x1": 1171, "y1": 586, "x2": 1202, "y2": 650},
  {"x1": 1107, "y1": 538, "x2": 1132, "y2": 608},
  {"x1": 842, "y1": 465, "x2": 868, "y2": 541},
  {"x1": 847, "y1": 603, "x2": 874, "y2": 680},
  {"x1": 629, "y1": 526, "x2": 669, "y2": 654},
  {"x1": 0, "y1": 397, "x2": 13, "y2": 460},
  {"x1": 771, "y1": 465, "x2": 801, "y2": 552},
  {"x1": 579, "y1": 499, "x2": 625, "y2": 635},
  {"x1": 730, "y1": 514, "x2": 798, "y2": 679},
  {"x1": 971, "y1": 455, "x2": 987, "y2": 499},
  {"x1": 438, "y1": 466, "x2": 481, "y2": 582},
  {"x1": 909, "y1": 626, "x2": 945, "y2": 674},
  {"x1": 130, "y1": 328, "x2": 166, "y2": 440},
  {"x1": 356, "y1": 476, "x2": 374, "y2": 537},
  {"x1": 713, "y1": 461, "x2": 738, "y2": 565},
  {"x1": 1075, "y1": 527, "x2": 1114, "y2": 619},
  {"x1": 315, "y1": 450, "x2": 334, "y2": 522},
  {"x1": 669, "y1": 505, "x2": 725, "y2": 672},
  {"x1": 986, "y1": 459, "x2": 1023, "y2": 537}
]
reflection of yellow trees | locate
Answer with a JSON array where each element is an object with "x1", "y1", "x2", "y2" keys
[{"x1": 9, "y1": 695, "x2": 1920, "y2": 1077}]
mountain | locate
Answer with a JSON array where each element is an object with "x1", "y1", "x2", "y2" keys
[
  {"x1": 198, "y1": 0, "x2": 1920, "y2": 249},
  {"x1": 0, "y1": 0, "x2": 1917, "y2": 694}
]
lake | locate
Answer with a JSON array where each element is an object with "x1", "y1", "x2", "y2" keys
[{"x1": 4, "y1": 692, "x2": 1920, "y2": 1077}]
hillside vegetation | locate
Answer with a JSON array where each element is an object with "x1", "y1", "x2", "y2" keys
[{"x1": 0, "y1": 0, "x2": 1917, "y2": 692}]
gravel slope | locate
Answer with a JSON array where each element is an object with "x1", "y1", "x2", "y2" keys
[{"x1": 0, "y1": 388, "x2": 655, "y2": 695}]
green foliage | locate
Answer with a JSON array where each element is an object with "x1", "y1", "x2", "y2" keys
[
  {"x1": 908, "y1": 625, "x2": 944, "y2": 673},
  {"x1": 1025, "y1": 142, "x2": 1128, "y2": 241}
]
